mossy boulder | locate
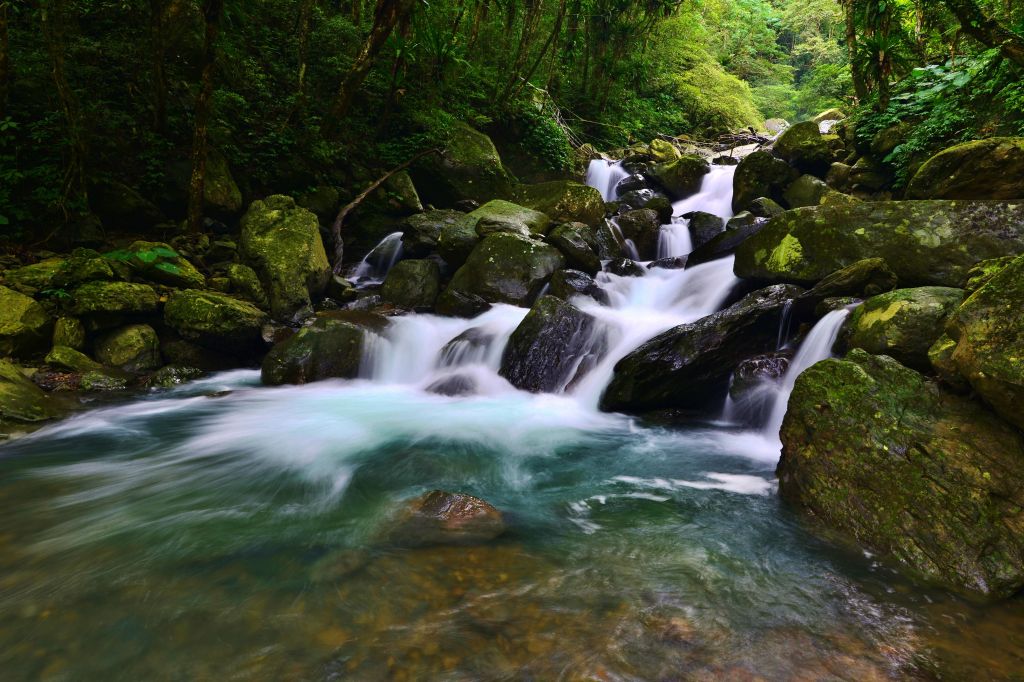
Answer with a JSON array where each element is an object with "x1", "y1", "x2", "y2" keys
[
  {"x1": 602, "y1": 284, "x2": 805, "y2": 413},
  {"x1": 470, "y1": 200, "x2": 551, "y2": 238},
  {"x1": 225, "y1": 263, "x2": 268, "y2": 308},
  {"x1": 202, "y1": 148, "x2": 244, "y2": 218},
  {"x1": 261, "y1": 315, "x2": 381, "y2": 385},
  {"x1": 45, "y1": 345, "x2": 103, "y2": 373},
  {"x1": 846, "y1": 287, "x2": 964, "y2": 371},
  {"x1": 380, "y1": 259, "x2": 441, "y2": 310},
  {"x1": 513, "y1": 180, "x2": 605, "y2": 227},
  {"x1": 402, "y1": 210, "x2": 467, "y2": 258},
  {"x1": 734, "y1": 201, "x2": 1024, "y2": 287},
  {"x1": 164, "y1": 289, "x2": 267, "y2": 351},
  {"x1": 732, "y1": 151, "x2": 799, "y2": 212},
  {"x1": 51, "y1": 250, "x2": 117, "y2": 288},
  {"x1": 148, "y1": 365, "x2": 205, "y2": 388},
  {"x1": 499, "y1": 296, "x2": 604, "y2": 393},
  {"x1": 0, "y1": 360, "x2": 61, "y2": 423},
  {"x1": 52, "y1": 316, "x2": 86, "y2": 350},
  {"x1": 410, "y1": 122, "x2": 514, "y2": 207},
  {"x1": 962, "y1": 256, "x2": 1015, "y2": 293},
  {"x1": 2, "y1": 258, "x2": 65, "y2": 292},
  {"x1": 906, "y1": 138, "x2": 1024, "y2": 200},
  {"x1": 70, "y1": 281, "x2": 159, "y2": 317},
  {"x1": 240, "y1": 195, "x2": 331, "y2": 322},
  {"x1": 811, "y1": 108, "x2": 845, "y2": 125},
  {"x1": 648, "y1": 138, "x2": 682, "y2": 163},
  {"x1": 777, "y1": 349, "x2": 1024, "y2": 600},
  {"x1": 782, "y1": 174, "x2": 829, "y2": 208},
  {"x1": 928, "y1": 333, "x2": 970, "y2": 392},
  {"x1": 615, "y1": 209, "x2": 662, "y2": 260},
  {"x1": 773, "y1": 121, "x2": 831, "y2": 175},
  {"x1": 437, "y1": 212, "x2": 483, "y2": 268},
  {"x1": 94, "y1": 324, "x2": 162, "y2": 372},
  {"x1": 942, "y1": 253, "x2": 1024, "y2": 430},
  {"x1": 106, "y1": 241, "x2": 206, "y2": 289},
  {"x1": 546, "y1": 222, "x2": 601, "y2": 274},
  {"x1": 0, "y1": 286, "x2": 53, "y2": 357},
  {"x1": 648, "y1": 155, "x2": 710, "y2": 199},
  {"x1": 747, "y1": 197, "x2": 786, "y2": 219},
  {"x1": 436, "y1": 233, "x2": 564, "y2": 316},
  {"x1": 802, "y1": 258, "x2": 898, "y2": 301}
]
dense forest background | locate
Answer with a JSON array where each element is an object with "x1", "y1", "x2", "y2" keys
[{"x1": 1, "y1": 0, "x2": 1023, "y2": 242}]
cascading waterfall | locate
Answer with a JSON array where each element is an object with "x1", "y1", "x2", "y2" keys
[
  {"x1": 671, "y1": 165, "x2": 737, "y2": 222},
  {"x1": 656, "y1": 223, "x2": 692, "y2": 260},
  {"x1": 585, "y1": 159, "x2": 630, "y2": 202},
  {"x1": 352, "y1": 231, "x2": 404, "y2": 283}
]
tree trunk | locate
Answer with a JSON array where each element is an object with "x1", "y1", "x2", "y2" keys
[
  {"x1": 322, "y1": 0, "x2": 414, "y2": 138},
  {"x1": 843, "y1": 0, "x2": 869, "y2": 102},
  {"x1": 0, "y1": 1, "x2": 9, "y2": 119},
  {"x1": 149, "y1": 0, "x2": 169, "y2": 133},
  {"x1": 186, "y1": 0, "x2": 225, "y2": 234},
  {"x1": 944, "y1": 0, "x2": 1024, "y2": 67},
  {"x1": 508, "y1": 0, "x2": 567, "y2": 102}
]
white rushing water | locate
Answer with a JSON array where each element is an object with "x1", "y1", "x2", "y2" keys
[
  {"x1": 671, "y1": 165, "x2": 736, "y2": 222},
  {"x1": 585, "y1": 159, "x2": 630, "y2": 202},
  {"x1": 352, "y1": 231, "x2": 404, "y2": 283}
]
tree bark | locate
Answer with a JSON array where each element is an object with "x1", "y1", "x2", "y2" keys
[
  {"x1": 944, "y1": 0, "x2": 1024, "y2": 67},
  {"x1": 508, "y1": 0, "x2": 567, "y2": 102},
  {"x1": 0, "y1": 1, "x2": 9, "y2": 119},
  {"x1": 149, "y1": 0, "x2": 168, "y2": 133},
  {"x1": 842, "y1": 0, "x2": 869, "y2": 102},
  {"x1": 186, "y1": 0, "x2": 225, "y2": 233}
]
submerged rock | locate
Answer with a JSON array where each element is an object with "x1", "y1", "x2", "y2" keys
[
  {"x1": 261, "y1": 315, "x2": 381, "y2": 385},
  {"x1": 514, "y1": 180, "x2": 605, "y2": 227},
  {"x1": 0, "y1": 285, "x2": 52, "y2": 358},
  {"x1": 380, "y1": 259, "x2": 441, "y2": 311},
  {"x1": 906, "y1": 137, "x2": 1024, "y2": 200},
  {"x1": 734, "y1": 201, "x2": 1024, "y2": 287},
  {"x1": 615, "y1": 209, "x2": 662, "y2": 260},
  {"x1": 778, "y1": 349, "x2": 1024, "y2": 600},
  {"x1": 732, "y1": 151, "x2": 798, "y2": 213},
  {"x1": 388, "y1": 490, "x2": 505, "y2": 547},
  {"x1": 164, "y1": 289, "x2": 267, "y2": 352},
  {"x1": 602, "y1": 284, "x2": 804, "y2": 413},
  {"x1": 728, "y1": 352, "x2": 790, "y2": 401}
]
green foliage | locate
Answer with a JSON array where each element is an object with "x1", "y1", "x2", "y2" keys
[{"x1": 508, "y1": 104, "x2": 573, "y2": 173}]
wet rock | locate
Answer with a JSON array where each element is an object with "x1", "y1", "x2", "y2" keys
[
  {"x1": 734, "y1": 201, "x2": 1024, "y2": 287},
  {"x1": 617, "y1": 188, "x2": 670, "y2": 214},
  {"x1": 605, "y1": 258, "x2": 646, "y2": 278},
  {"x1": 94, "y1": 323, "x2": 163, "y2": 372},
  {"x1": 411, "y1": 122, "x2": 515, "y2": 206},
  {"x1": 778, "y1": 349, "x2": 1024, "y2": 600},
  {"x1": 425, "y1": 374, "x2": 477, "y2": 397},
  {"x1": 79, "y1": 370, "x2": 130, "y2": 391},
  {"x1": 164, "y1": 289, "x2": 267, "y2": 352},
  {"x1": 594, "y1": 219, "x2": 631, "y2": 260},
  {"x1": 52, "y1": 316, "x2": 86, "y2": 351},
  {"x1": 602, "y1": 284, "x2": 805, "y2": 413},
  {"x1": 0, "y1": 286, "x2": 52, "y2": 358},
  {"x1": 684, "y1": 211, "x2": 725, "y2": 249},
  {"x1": 773, "y1": 121, "x2": 831, "y2": 176},
  {"x1": 0, "y1": 360, "x2": 61, "y2": 423},
  {"x1": 802, "y1": 258, "x2": 898, "y2": 300},
  {"x1": 615, "y1": 209, "x2": 662, "y2": 260},
  {"x1": 240, "y1": 195, "x2": 330, "y2": 322},
  {"x1": 687, "y1": 213, "x2": 767, "y2": 267},
  {"x1": 261, "y1": 315, "x2": 382, "y2": 385},
  {"x1": 648, "y1": 138, "x2": 681, "y2": 163},
  {"x1": 500, "y1": 296, "x2": 605, "y2": 393},
  {"x1": 471, "y1": 200, "x2": 551, "y2": 238},
  {"x1": 648, "y1": 256, "x2": 688, "y2": 270},
  {"x1": 381, "y1": 259, "x2": 441, "y2": 310},
  {"x1": 147, "y1": 364, "x2": 205, "y2": 388},
  {"x1": 325, "y1": 274, "x2": 359, "y2": 304},
  {"x1": 437, "y1": 212, "x2": 482, "y2": 269},
  {"x1": 782, "y1": 174, "x2": 829, "y2": 208},
  {"x1": 45, "y1": 345, "x2": 101, "y2": 373},
  {"x1": 648, "y1": 155, "x2": 710, "y2": 199},
  {"x1": 226, "y1": 263, "x2": 269, "y2": 308},
  {"x1": 907, "y1": 137, "x2": 1024, "y2": 200},
  {"x1": 962, "y1": 256, "x2": 1014, "y2": 294},
  {"x1": 546, "y1": 222, "x2": 601, "y2": 274},
  {"x1": 69, "y1": 281, "x2": 159, "y2": 317},
  {"x1": 548, "y1": 269, "x2": 609, "y2": 305},
  {"x1": 615, "y1": 173, "x2": 650, "y2": 194},
  {"x1": 514, "y1": 180, "x2": 605, "y2": 227},
  {"x1": 388, "y1": 490, "x2": 505, "y2": 546},
  {"x1": 732, "y1": 151, "x2": 799, "y2": 212},
  {"x1": 928, "y1": 333, "x2": 970, "y2": 392},
  {"x1": 436, "y1": 233, "x2": 564, "y2": 315},
  {"x1": 729, "y1": 352, "x2": 790, "y2": 401},
  {"x1": 402, "y1": 210, "x2": 467, "y2": 258}
]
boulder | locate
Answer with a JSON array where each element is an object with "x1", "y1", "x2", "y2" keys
[
  {"x1": 943, "y1": 253, "x2": 1024, "y2": 430},
  {"x1": 846, "y1": 287, "x2": 964, "y2": 371},
  {"x1": 0, "y1": 286, "x2": 52, "y2": 357},
  {"x1": 929, "y1": 333, "x2": 970, "y2": 392},
  {"x1": 261, "y1": 314, "x2": 383, "y2": 385},
  {"x1": 546, "y1": 223, "x2": 601, "y2": 274},
  {"x1": 387, "y1": 490, "x2": 505, "y2": 547},
  {"x1": 811, "y1": 108, "x2": 845, "y2": 125},
  {"x1": 225, "y1": 263, "x2": 269, "y2": 307},
  {"x1": 513, "y1": 180, "x2": 605, "y2": 227},
  {"x1": 734, "y1": 201, "x2": 1024, "y2": 287},
  {"x1": 499, "y1": 296, "x2": 604, "y2": 392},
  {"x1": 594, "y1": 219, "x2": 632, "y2": 260},
  {"x1": 732, "y1": 151, "x2": 799, "y2": 212},
  {"x1": 778, "y1": 349, "x2": 1024, "y2": 600},
  {"x1": 614, "y1": 209, "x2": 662, "y2": 260},
  {"x1": 380, "y1": 259, "x2": 441, "y2": 310},
  {"x1": 52, "y1": 316, "x2": 86, "y2": 350},
  {"x1": 45, "y1": 345, "x2": 102, "y2": 373},
  {"x1": 782, "y1": 174, "x2": 829, "y2": 208},
  {"x1": 2, "y1": 258, "x2": 64, "y2": 292},
  {"x1": 773, "y1": 121, "x2": 831, "y2": 175},
  {"x1": 411, "y1": 122, "x2": 514, "y2": 207},
  {"x1": 687, "y1": 213, "x2": 767, "y2": 267},
  {"x1": 728, "y1": 352, "x2": 790, "y2": 401},
  {"x1": 605, "y1": 258, "x2": 646, "y2": 278},
  {"x1": 70, "y1": 281, "x2": 159, "y2": 317},
  {"x1": 402, "y1": 210, "x2": 467, "y2": 258},
  {"x1": 0, "y1": 360, "x2": 60, "y2": 423},
  {"x1": 684, "y1": 211, "x2": 725, "y2": 249},
  {"x1": 548, "y1": 269, "x2": 609, "y2": 305},
  {"x1": 94, "y1": 324, "x2": 163, "y2": 372},
  {"x1": 848, "y1": 157, "x2": 891, "y2": 192},
  {"x1": 164, "y1": 289, "x2": 267, "y2": 352},
  {"x1": 765, "y1": 118, "x2": 789, "y2": 134},
  {"x1": 437, "y1": 212, "x2": 482, "y2": 269},
  {"x1": 436, "y1": 233, "x2": 564, "y2": 315},
  {"x1": 648, "y1": 138, "x2": 682, "y2": 163},
  {"x1": 870, "y1": 122, "x2": 914, "y2": 158},
  {"x1": 648, "y1": 155, "x2": 710, "y2": 199},
  {"x1": 807, "y1": 258, "x2": 897, "y2": 299},
  {"x1": 240, "y1": 195, "x2": 331, "y2": 322},
  {"x1": 601, "y1": 284, "x2": 804, "y2": 413},
  {"x1": 51, "y1": 250, "x2": 117, "y2": 288},
  {"x1": 470, "y1": 200, "x2": 551, "y2": 238},
  {"x1": 616, "y1": 188, "x2": 670, "y2": 214},
  {"x1": 88, "y1": 178, "x2": 164, "y2": 230},
  {"x1": 962, "y1": 256, "x2": 1015, "y2": 294},
  {"x1": 106, "y1": 241, "x2": 206, "y2": 289},
  {"x1": 906, "y1": 137, "x2": 1024, "y2": 200}
]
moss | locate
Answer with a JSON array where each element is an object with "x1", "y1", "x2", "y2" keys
[
  {"x1": 164, "y1": 289, "x2": 267, "y2": 351},
  {"x1": 907, "y1": 137, "x2": 1024, "y2": 200},
  {"x1": 647, "y1": 155, "x2": 710, "y2": 199},
  {"x1": 0, "y1": 359, "x2": 60, "y2": 423},
  {"x1": 469, "y1": 200, "x2": 551, "y2": 238},
  {"x1": 513, "y1": 181, "x2": 605, "y2": 227},
  {"x1": 52, "y1": 316, "x2": 86, "y2": 350},
  {"x1": 70, "y1": 281, "x2": 159, "y2": 316},
  {"x1": 46, "y1": 345, "x2": 102, "y2": 373},
  {"x1": 0, "y1": 285, "x2": 53, "y2": 357},
  {"x1": 94, "y1": 324, "x2": 162, "y2": 372},
  {"x1": 261, "y1": 316, "x2": 375, "y2": 385},
  {"x1": 381, "y1": 259, "x2": 441, "y2": 310}
]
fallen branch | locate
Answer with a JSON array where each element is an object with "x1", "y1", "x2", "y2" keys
[{"x1": 330, "y1": 147, "x2": 440, "y2": 275}]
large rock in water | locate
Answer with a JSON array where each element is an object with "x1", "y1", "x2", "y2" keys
[
  {"x1": 513, "y1": 180, "x2": 605, "y2": 227},
  {"x1": 734, "y1": 201, "x2": 1024, "y2": 287},
  {"x1": 500, "y1": 296, "x2": 605, "y2": 393},
  {"x1": 240, "y1": 195, "x2": 330, "y2": 322},
  {"x1": 94, "y1": 324, "x2": 162, "y2": 372},
  {"x1": 906, "y1": 137, "x2": 1024, "y2": 200},
  {"x1": 846, "y1": 287, "x2": 963, "y2": 371},
  {"x1": 164, "y1": 289, "x2": 267, "y2": 352},
  {"x1": 471, "y1": 200, "x2": 551, "y2": 238},
  {"x1": 402, "y1": 210, "x2": 467, "y2": 258},
  {"x1": 546, "y1": 223, "x2": 601, "y2": 274},
  {"x1": 387, "y1": 490, "x2": 505, "y2": 547},
  {"x1": 411, "y1": 121, "x2": 514, "y2": 207},
  {"x1": 732, "y1": 151, "x2": 799, "y2": 212},
  {"x1": 0, "y1": 359, "x2": 61, "y2": 423},
  {"x1": 943, "y1": 253, "x2": 1024, "y2": 430},
  {"x1": 647, "y1": 155, "x2": 710, "y2": 199},
  {"x1": 380, "y1": 259, "x2": 441, "y2": 310},
  {"x1": 772, "y1": 121, "x2": 832, "y2": 176},
  {"x1": 0, "y1": 286, "x2": 52, "y2": 357},
  {"x1": 777, "y1": 349, "x2": 1024, "y2": 600},
  {"x1": 601, "y1": 284, "x2": 804, "y2": 413},
  {"x1": 436, "y1": 233, "x2": 564, "y2": 316},
  {"x1": 261, "y1": 314, "x2": 382, "y2": 385}
]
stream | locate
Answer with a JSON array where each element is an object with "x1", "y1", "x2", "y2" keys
[{"x1": 1, "y1": 161, "x2": 1023, "y2": 680}]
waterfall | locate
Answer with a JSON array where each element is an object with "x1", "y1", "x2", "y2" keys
[
  {"x1": 585, "y1": 159, "x2": 629, "y2": 202},
  {"x1": 671, "y1": 165, "x2": 737, "y2": 222},
  {"x1": 352, "y1": 232, "x2": 404, "y2": 284},
  {"x1": 657, "y1": 223, "x2": 693, "y2": 260}
]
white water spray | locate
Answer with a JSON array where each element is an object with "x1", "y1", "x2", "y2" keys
[
  {"x1": 352, "y1": 232, "x2": 404, "y2": 283},
  {"x1": 585, "y1": 159, "x2": 630, "y2": 202}
]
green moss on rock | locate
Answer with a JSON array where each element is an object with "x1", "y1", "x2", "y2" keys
[
  {"x1": 906, "y1": 137, "x2": 1024, "y2": 200},
  {"x1": 732, "y1": 151, "x2": 799, "y2": 213},
  {"x1": 94, "y1": 324, "x2": 162, "y2": 372},
  {"x1": 0, "y1": 285, "x2": 53, "y2": 358},
  {"x1": 0, "y1": 360, "x2": 61, "y2": 423},
  {"x1": 513, "y1": 180, "x2": 605, "y2": 227},
  {"x1": 470, "y1": 200, "x2": 551, "y2": 238},
  {"x1": 164, "y1": 289, "x2": 267, "y2": 351},
  {"x1": 70, "y1": 281, "x2": 159, "y2": 316},
  {"x1": 262, "y1": 315, "x2": 380, "y2": 385},
  {"x1": 381, "y1": 259, "x2": 441, "y2": 310},
  {"x1": 648, "y1": 155, "x2": 710, "y2": 200}
]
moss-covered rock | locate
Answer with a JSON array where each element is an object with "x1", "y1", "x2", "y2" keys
[
  {"x1": 45, "y1": 345, "x2": 102, "y2": 373},
  {"x1": 687, "y1": 213, "x2": 768, "y2": 267},
  {"x1": 734, "y1": 201, "x2": 1024, "y2": 287},
  {"x1": 777, "y1": 349, "x2": 1024, "y2": 600},
  {"x1": 615, "y1": 209, "x2": 662, "y2": 261},
  {"x1": 0, "y1": 360, "x2": 61, "y2": 423},
  {"x1": 436, "y1": 212, "x2": 482, "y2": 268},
  {"x1": 261, "y1": 315, "x2": 379, "y2": 385},
  {"x1": 747, "y1": 197, "x2": 786, "y2": 219},
  {"x1": 380, "y1": 259, "x2": 441, "y2": 310},
  {"x1": 548, "y1": 269, "x2": 609, "y2": 304},
  {"x1": 70, "y1": 281, "x2": 159, "y2": 317},
  {"x1": 402, "y1": 210, "x2": 467, "y2": 258},
  {"x1": 240, "y1": 195, "x2": 330, "y2": 322},
  {"x1": 225, "y1": 263, "x2": 268, "y2": 308},
  {"x1": 106, "y1": 241, "x2": 206, "y2": 289},
  {"x1": 648, "y1": 138, "x2": 682, "y2": 163},
  {"x1": 782, "y1": 174, "x2": 829, "y2": 208},
  {"x1": 0, "y1": 286, "x2": 53, "y2": 357},
  {"x1": 602, "y1": 284, "x2": 805, "y2": 413},
  {"x1": 648, "y1": 155, "x2": 710, "y2": 199},
  {"x1": 943, "y1": 253, "x2": 1024, "y2": 430},
  {"x1": 802, "y1": 258, "x2": 897, "y2": 300},
  {"x1": 928, "y1": 333, "x2": 970, "y2": 392},
  {"x1": 148, "y1": 365, "x2": 205, "y2": 388},
  {"x1": 2, "y1": 258, "x2": 65, "y2": 292},
  {"x1": 513, "y1": 180, "x2": 605, "y2": 227},
  {"x1": 470, "y1": 200, "x2": 551, "y2": 238},
  {"x1": 94, "y1": 324, "x2": 162, "y2": 372},
  {"x1": 811, "y1": 108, "x2": 845, "y2": 125},
  {"x1": 906, "y1": 138, "x2": 1024, "y2": 200},
  {"x1": 203, "y1": 148, "x2": 244, "y2": 218},
  {"x1": 773, "y1": 121, "x2": 831, "y2": 175},
  {"x1": 732, "y1": 151, "x2": 799, "y2": 212},
  {"x1": 410, "y1": 122, "x2": 515, "y2": 207},
  {"x1": 962, "y1": 256, "x2": 1015, "y2": 294},
  {"x1": 846, "y1": 287, "x2": 963, "y2": 370},
  {"x1": 436, "y1": 233, "x2": 564, "y2": 316},
  {"x1": 52, "y1": 316, "x2": 86, "y2": 350},
  {"x1": 51, "y1": 249, "x2": 117, "y2": 288},
  {"x1": 546, "y1": 222, "x2": 601, "y2": 274},
  {"x1": 164, "y1": 289, "x2": 267, "y2": 351}
]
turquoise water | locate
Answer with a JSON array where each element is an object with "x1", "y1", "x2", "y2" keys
[{"x1": 3, "y1": 371, "x2": 1022, "y2": 679}]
